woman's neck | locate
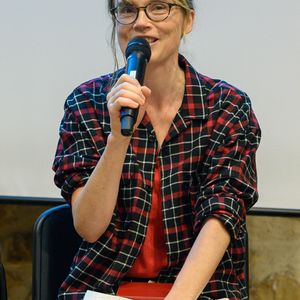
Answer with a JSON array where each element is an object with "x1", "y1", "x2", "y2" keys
[{"x1": 144, "y1": 59, "x2": 185, "y2": 108}]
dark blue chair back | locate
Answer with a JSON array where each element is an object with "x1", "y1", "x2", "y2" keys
[
  {"x1": 32, "y1": 204, "x2": 82, "y2": 300},
  {"x1": 0, "y1": 262, "x2": 8, "y2": 300}
]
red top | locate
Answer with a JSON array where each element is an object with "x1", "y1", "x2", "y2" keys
[
  {"x1": 117, "y1": 282, "x2": 172, "y2": 299},
  {"x1": 126, "y1": 158, "x2": 168, "y2": 278}
]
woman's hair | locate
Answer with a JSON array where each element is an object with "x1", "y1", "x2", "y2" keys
[{"x1": 107, "y1": 0, "x2": 194, "y2": 73}]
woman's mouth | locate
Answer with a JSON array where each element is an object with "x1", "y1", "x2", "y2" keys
[
  {"x1": 137, "y1": 37, "x2": 158, "y2": 45},
  {"x1": 146, "y1": 37, "x2": 157, "y2": 44}
]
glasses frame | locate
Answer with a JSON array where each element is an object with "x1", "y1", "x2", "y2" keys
[{"x1": 110, "y1": 1, "x2": 180, "y2": 25}]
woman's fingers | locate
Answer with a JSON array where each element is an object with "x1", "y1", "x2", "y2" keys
[
  {"x1": 107, "y1": 75, "x2": 145, "y2": 108},
  {"x1": 114, "y1": 74, "x2": 141, "y2": 87},
  {"x1": 107, "y1": 74, "x2": 152, "y2": 137},
  {"x1": 141, "y1": 86, "x2": 151, "y2": 99},
  {"x1": 110, "y1": 86, "x2": 145, "y2": 106},
  {"x1": 110, "y1": 97, "x2": 139, "y2": 110}
]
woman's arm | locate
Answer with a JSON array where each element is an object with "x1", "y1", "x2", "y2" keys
[
  {"x1": 165, "y1": 217, "x2": 230, "y2": 300},
  {"x1": 164, "y1": 87, "x2": 260, "y2": 299},
  {"x1": 71, "y1": 134, "x2": 130, "y2": 243},
  {"x1": 70, "y1": 75, "x2": 151, "y2": 243}
]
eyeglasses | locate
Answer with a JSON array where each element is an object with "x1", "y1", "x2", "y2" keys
[{"x1": 111, "y1": 1, "x2": 180, "y2": 25}]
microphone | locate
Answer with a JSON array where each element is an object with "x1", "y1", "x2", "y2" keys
[{"x1": 120, "y1": 37, "x2": 151, "y2": 136}]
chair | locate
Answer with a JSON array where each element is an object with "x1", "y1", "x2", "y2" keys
[
  {"x1": 244, "y1": 231, "x2": 250, "y2": 299},
  {"x1": 32, "y1": 204, "x2": 250, "y2": 300},
  {"x1": 32, "y1": 204, "x2": 82, "y2": 300},
  {"x1": 0, "y1": 262, "x2": 8, "y2": 300}
]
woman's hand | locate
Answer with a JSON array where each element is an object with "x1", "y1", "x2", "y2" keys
[{"x1": 107, "y1": 74, "x2": 151, "y2": 140}]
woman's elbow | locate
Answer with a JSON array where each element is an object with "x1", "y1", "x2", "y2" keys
[{"x1": 73, "y1": 220, "x2": 107, "y2": 243}]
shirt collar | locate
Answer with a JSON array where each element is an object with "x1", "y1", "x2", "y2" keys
[{"x1": 179, "y1": 54, "x2": 208, "y2": 120}]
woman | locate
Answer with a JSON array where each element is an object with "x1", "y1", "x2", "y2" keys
[{"x1": 53, "y1": 1, "x2": 261, "y2": 299}]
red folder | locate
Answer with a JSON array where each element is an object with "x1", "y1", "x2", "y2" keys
[{"x1": 117, "y1": 282, "x2": 173, "y2": 300}]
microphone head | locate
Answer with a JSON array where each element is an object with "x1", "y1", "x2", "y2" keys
[{"x1": 125, "y1": 37, "x2": 151, "y2": 62}]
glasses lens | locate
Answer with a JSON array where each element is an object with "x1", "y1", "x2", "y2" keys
[
  {"x1": 147, "y1": 2, "x2": 169, "y2": 21},
  {"x1": 116, "y1": 4, "x2": 137, "y2": 24}
]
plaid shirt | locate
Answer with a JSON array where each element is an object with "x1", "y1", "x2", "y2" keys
[{"x1": 53, "y1": 55, "x2": 261, "y2": 300}]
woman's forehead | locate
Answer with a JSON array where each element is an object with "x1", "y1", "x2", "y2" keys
[{"x1": 115, "y1": 0, "x2": 168, "y2": 5}]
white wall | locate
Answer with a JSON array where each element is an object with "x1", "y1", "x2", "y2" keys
[{"x1": 0, "y1": 0, "x2": 299, "y2": 208}]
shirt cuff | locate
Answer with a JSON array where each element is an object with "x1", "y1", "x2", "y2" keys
[
  {"x1": 194, "y1": 196, "x2": 245, "y2": 240},
  {"x1": 60, "y1": 173, "x2": 90, "y2": 203}
]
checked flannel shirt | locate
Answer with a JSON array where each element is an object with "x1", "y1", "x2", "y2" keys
[{"x1": 53, "y1": 55, "x2": 261, "y2": 300}]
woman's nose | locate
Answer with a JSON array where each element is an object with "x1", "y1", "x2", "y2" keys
[{"x1": 133, "y1": 9, "x2": 151, "y2": 29}]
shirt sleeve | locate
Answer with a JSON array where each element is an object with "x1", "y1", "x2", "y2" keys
[
  {"x1": 52, "y1": 89, "x2": 107, "y2": 203},
  {"x1": 194, "y1": 87, "x2": 261, "y2": 240}
]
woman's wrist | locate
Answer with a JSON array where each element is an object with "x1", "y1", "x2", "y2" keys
[
  {"x1": 164, "y1": 282, "x2": 199, "y2": 300},
  {"x1": 107, "y1": 132, "x2": 131, "y2": 149}
]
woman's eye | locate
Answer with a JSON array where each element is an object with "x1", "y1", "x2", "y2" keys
[
  {"x1": 150, "y1": 3, "x2": 168, "y2": 12},
  {"x1": 119, "y1": 5, "x2": 136, "y2": 14}
]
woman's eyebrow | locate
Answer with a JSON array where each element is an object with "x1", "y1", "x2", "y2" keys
[{"x1": 117, "y1": 0, "x2": 134, "y2": 5}]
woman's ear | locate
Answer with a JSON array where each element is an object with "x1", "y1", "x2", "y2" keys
[{"x1": 183, "y1": 10, "x2": 195, "y2": 35}]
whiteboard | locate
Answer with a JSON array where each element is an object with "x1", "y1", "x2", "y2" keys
[{"x1": 0, "y1": 0, "x2": 299, "y2": 209}]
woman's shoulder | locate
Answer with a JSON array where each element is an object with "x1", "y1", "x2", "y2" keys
[
  {"x1": 181, "y1": 55, "x2": 251, "y2": 106},
  {"x1": 77, "y1": 69, "x2": 122, "y2": 96},
  {"x1": 77, "y1": 73, "x2": 113, "y2": 92},
  {"x1": 204, "y1": 75, "x2": 249, "y2": 99},
  {"x1": 195, "y1": 71, "x2": 253, "y2": 115},
  {"x1": 193, "y1": 69, "x2": 250, "y2": 102},
  {"x1": 64, "y1": 69, "x2": 125, "y2": 109}
]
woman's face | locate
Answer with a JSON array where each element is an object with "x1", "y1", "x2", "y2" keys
[{"x1": 115, "y1": 0, "x2": 194, "y2": 67}]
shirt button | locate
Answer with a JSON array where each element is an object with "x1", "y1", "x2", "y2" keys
[{"x1": 148, "y1": 134, "x2": 156, "y2": 142}]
